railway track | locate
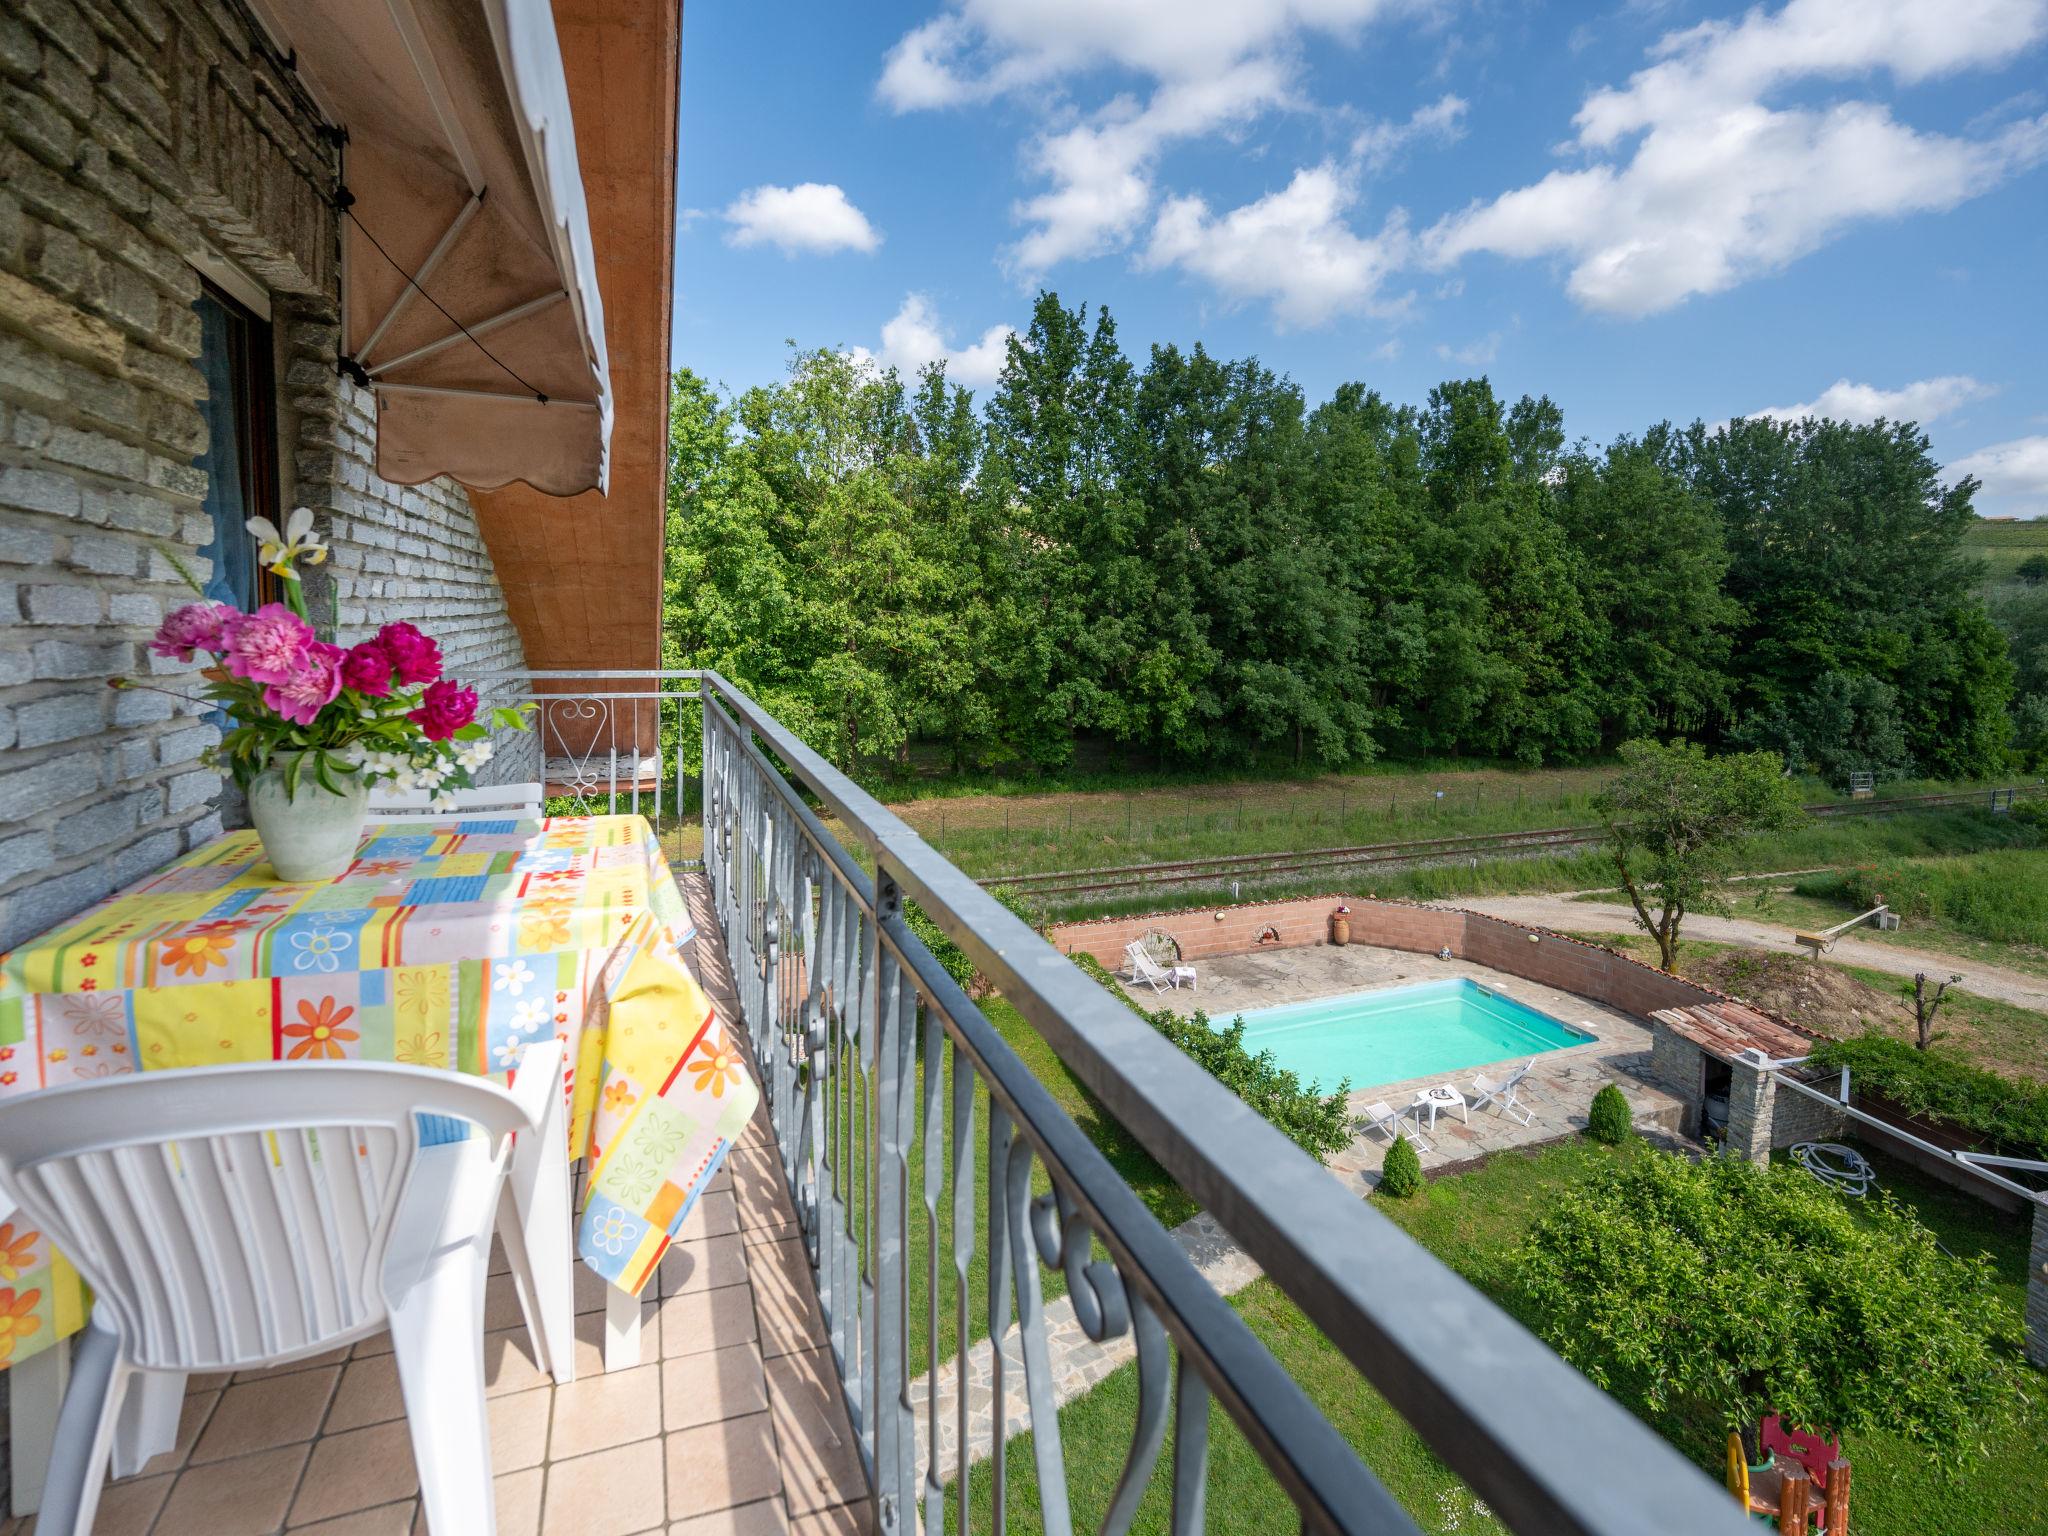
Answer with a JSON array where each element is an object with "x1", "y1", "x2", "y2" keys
[{"x1": 986, "y1": 786, "x2": 2035, "y2": 901}]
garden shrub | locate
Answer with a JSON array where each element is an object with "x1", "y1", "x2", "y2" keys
[
  {"x1": 1808, "y1": 1033, "x2": 2048, "y2": 1159},
  {"x1": 1516, "y1": 1147, "x2": 2020, "y2": 1461},
  {"x1": 1378, "y1": 1134, "x2": 1423, "y2": 1198},
  {"x1": 1071, "y1": 952, "x2": 1354, "y2": 1161},
  {"x1": 1585, "y1": 1082, "x2": 1633, "y2": 1145}
]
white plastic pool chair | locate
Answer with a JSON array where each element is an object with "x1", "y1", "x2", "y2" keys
[
  {"x1": 1124, "y1": 940, "x2": 1196, "y2": 993},
  {"x1": 1470, "y1": 1061, "x2": 1537, "y2": 1126},
  {"x1": 1360, "y1": 1101, "x2": 1431, "y2": 1153},
  {"x1": 0, "y1": 1042, "x2": 571, "y2": 1536},
  {"x1": 365, "y1": 781, "x2": 544, "y2": 824}
]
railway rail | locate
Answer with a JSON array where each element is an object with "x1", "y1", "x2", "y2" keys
[{"x1": 985, "y1": 786, "x2": 2037, "y2": 901}]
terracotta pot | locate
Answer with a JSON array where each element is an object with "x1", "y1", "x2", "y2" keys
[
  {"x1": 247, "y1": 755, "x2": 368, "y2": 882},
  {"x1": 1330, "y1": 913, "x2": 1350, "y2": 946}
]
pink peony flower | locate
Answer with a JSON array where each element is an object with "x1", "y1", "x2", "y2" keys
[
  {"x1": 408, "y1": 678, "x2": 478, "y2": 741},
  {"x1": 340, "y1": 641, "x2": 394, "y2": 697},
  {"x1": 376, "y1": 622, "x2": 442, "y2": 687},
  {"x1": 261, "y1": 641, "x2": 344, "y2": 726},
  {"x1": 225, "y1": 603, "x2": 315, "y2": 685},
  {"x1": 149, "y1": 602, "x2": 239, "y2": 661}
]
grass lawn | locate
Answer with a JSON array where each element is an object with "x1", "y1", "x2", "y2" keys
[
  {"x1": 958, "y1": 1139, "x2": 2046, "y2": 1536},
  {"x1": 1962, "y1": 517, "x2": 2048, "y2": 587}
]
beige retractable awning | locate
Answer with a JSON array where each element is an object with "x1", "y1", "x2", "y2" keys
[{"x1": 253, "y1": 0, "x2": 612, "y2": 496}]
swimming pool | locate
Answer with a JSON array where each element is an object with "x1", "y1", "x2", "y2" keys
[{"x1": 1226, "y1": 978, "x2": 1593, "y2": 1093}]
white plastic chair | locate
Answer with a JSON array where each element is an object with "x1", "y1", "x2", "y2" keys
[
  {"x1": 0, "y1": 1042, "x2": 572, "y2": 1536},
  {"x1": 365, "y1": 781, "x2": 544, "y2": 825},
  {"x1": 1470, "y1": 1061, "x2": 1538, "y2": 1126}
]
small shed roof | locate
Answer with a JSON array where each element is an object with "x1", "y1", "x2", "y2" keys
[{"x1": 1650, "y1": 1001, "x2": 1814, "y2": 1062}]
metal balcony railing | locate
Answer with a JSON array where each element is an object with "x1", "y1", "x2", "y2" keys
[{"x1": 477, "y1": 669, "x2": 1747, "y2": 1536}]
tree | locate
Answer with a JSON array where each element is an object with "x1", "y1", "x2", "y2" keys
[
  {"x1": 1908, "y1": 971, "x2": 1964, "y2": 1051},
  {"x1": 2018, "y1": 553, "x2": 2048, "y2": 585},
  {"x1": 1516, "y1": 1150, "x2": 2020, "y2": 1462},
  {"x1": 1377, "y1": 1133, "x2": 1422, "y2": 1197},
  {"x1": 1595, "y1": 739, "x2": 1802, "y2": 969}
]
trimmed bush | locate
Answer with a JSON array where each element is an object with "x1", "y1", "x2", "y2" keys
[
  {"x1": 1377, "y1": 1133, "x2": 1423, "y2": 1198},
  {"x1": 1586, "y1": 1082, "x2": 1633, "y2": 1145},
  {"x1": 1808, "y1": 1033, "x2": 2048, "y2": 1159},
  {"x1": 1071, "y1": 952, "x2": 1354, "y2": 1160}
]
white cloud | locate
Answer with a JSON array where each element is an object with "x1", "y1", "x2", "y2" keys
[
  {"x1": 1749, "y1": 375, "x2": 1995, "y2": 426},
  {"x1": 722, "y1": 184, "x2": 881, "y2": 256},
  {"x1": 1352, "y1": 93, "x2": 1467, "y2": 170},
  {"x1": 854, "y1": 294, "x2": 1016, "y2": 388},
  {"x1": 1427, "y1": 0, "x2": 2048, "y2": 315},
  {"x1": 880, "y1": 2, "x2": 1409, "y2": 278},
  {"x1": 1434, "y1": 331, "x2": 1501, "y2": 366},
  {"x1": 1141, "y1": 165, "x2": 1409, "y2": 327},
  {"x1": 1950, "y1": 435, "x2": 2048, "y2": 515}
]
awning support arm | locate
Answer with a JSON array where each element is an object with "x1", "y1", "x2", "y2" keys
[
  {"x1": 383, "y1": 0, "x2": 485, "y2": 193},
  {"x1": 375, "y1": 381, "x2": 599, "y2": 409},
  {"x1": 367, "y1": 289, "x2": 566, "y2": 377},
  {"x1": 358, "y1": 191, "x2": 485, "y2": 366}
]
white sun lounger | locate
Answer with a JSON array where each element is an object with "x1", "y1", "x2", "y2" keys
[
  {"x1": 1470, "y1": 1061, "x2": 1537, "y2": 1126},
  {"x1": 1360, "y1": 1100, "x2": 1432, "y2": 1153},
  {"x1": 1124, "y1": 940, "x2": 1196, "y2": 993}
]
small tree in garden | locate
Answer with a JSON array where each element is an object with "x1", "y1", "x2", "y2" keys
[
  {"x1": 1586, "y1": 1083, "x2": 1633, "y2": 1144},
  {"x1": 1378, "y1": 1134, "x2": 1423, "y2": 1198},
  {"x1": 1908, "y1": 971, "x2": 1963, "y2": 1050},
  {"x1": 1596, "y1": 740, "x2": 1802, "y2": 970},
  {"x1": 1516, "y1": 1149, "x2": 2020, "y2": 1462}
]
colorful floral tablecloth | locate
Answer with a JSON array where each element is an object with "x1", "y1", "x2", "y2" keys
[{"x1": 0, "y1": 814, "x2": 757, "y2": 1370}]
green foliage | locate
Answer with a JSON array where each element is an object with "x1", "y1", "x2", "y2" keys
[
  {"x1": 1585, "y1": 1083, "x2": 1633, "y2": 1145},
  {"x1": 1516, "y1": 1148, "x2": 2020, "y2": 1459},
  {"x1": 665, "y1": 301, "x2": 2019, "y2": 785},
  {"x1": 1827, "y1": 850, "x2": 2048, "y2": 948},
  {"x1": 1596, "y1": 738, "x2": 1804, "y2": 967},
  {"x1": 1807, "y1": 1034, "x2": 2048, "y2": 1159},
  {"x1": 901, "y1": 885, "x2": 1043, "y2": 994},
  {"x1": 1377, "y1": 1133, "x2": 1423, "y2": 1197},
  {"x1": 1070, "y1": 952, "x2": 1353, "y2": 1160}
]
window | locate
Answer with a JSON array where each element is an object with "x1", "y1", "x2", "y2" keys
[{"x1": 191, "y1": 281, "x2": 279, "y2": 611}]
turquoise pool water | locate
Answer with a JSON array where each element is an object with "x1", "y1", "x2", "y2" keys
[{"x1": 1227, "y1": 978, "x2": 1592, "y2": 1093}]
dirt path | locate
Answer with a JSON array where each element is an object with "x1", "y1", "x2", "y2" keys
[{"x1": 1462, "y1": 894, "x2": 2048, "y2": 1011}]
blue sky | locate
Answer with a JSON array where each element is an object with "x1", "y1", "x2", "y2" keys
[{"x1": 673, "y1": 0, "x2": 2048, "y2": 515}]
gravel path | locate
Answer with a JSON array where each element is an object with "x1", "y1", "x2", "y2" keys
[{"x1": 1462, "y1": 894, "x2": 2048, "y2": 1011}]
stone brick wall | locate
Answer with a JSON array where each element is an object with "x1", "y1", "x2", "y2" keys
[{"x1": 0, "y1": 0, "x2": 532, "y2": 951}]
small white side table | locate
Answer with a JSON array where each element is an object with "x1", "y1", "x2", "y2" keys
[{"x1": 1412, "y1": 1085, "x2": 1467, "y2": 1131}]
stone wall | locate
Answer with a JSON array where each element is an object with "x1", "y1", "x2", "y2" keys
[{"x1": 0, "y1": 0, "x2": 532, "y2": 950}]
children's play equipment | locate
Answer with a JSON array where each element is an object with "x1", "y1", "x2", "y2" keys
[{"x1": 1725, "y1": 1416, "x2": 1851, "y2": 1533}]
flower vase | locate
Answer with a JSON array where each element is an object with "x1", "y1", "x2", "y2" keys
[{"x1": 247, "y1": 755, "x2": 368, "y2": 882}]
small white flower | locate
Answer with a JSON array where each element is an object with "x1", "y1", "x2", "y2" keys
[
  {"x1": 493, "y1": 960, "x2": 536, "y2": 995},
  {"x1": 494, "y1": 1038, "x2": 527, "y2": 1069},
  {"x1": 511, "y1": 999, "x2": 547, "y2": 1034}
]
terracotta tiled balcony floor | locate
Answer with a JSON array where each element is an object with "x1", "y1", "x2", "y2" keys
[{"x1": 7, "y1": 879, "x2": 867, "y2": 1536}]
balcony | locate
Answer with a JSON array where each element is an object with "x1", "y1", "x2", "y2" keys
[{"x1": 7, "y1": 673, "x2": 1745, "y2": 1535}]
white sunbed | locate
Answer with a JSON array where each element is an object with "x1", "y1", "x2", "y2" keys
[
  {"x1": 1124, "y1": 940, "x2": 1197, "y2": 993},
  {"x1": 1470, "y1": 1061, "x2": 1538, "y2": 1126},
  {"x1": 1359, "y1": 1100, "x2": 1432, "y2": 1153}
]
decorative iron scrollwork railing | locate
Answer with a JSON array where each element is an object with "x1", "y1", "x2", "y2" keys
[{"x1": 481, "y1": 669, "x2": 1746, "y2": 1536}]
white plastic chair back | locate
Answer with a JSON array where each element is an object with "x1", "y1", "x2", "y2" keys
[
  {"x1": 365, "y1": 781, "x2": 544, "y2": 825},
  {"x1": 0, "y1": 1063, "x2": 532, "y2": 1371}
]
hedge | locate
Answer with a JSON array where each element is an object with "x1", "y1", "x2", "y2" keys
[
  {"x1": 1071, "y1": 952, "x2": 1354, "y2": 1161},
  {"x1": 1807, "y1": 1033, "x2": 2048, "y2": 1160}
]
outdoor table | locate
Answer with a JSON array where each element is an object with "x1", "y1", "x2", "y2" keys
[
  {"x1": 1412, "y1": 1084, "x2": 1467, "y2": 1130},
  {"x1": 0, "y1": 812, "x2": 757, "y2": 1488}
]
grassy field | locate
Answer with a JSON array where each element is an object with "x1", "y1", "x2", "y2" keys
[
  {"x1": 958, "y1": 1139, "x2": 2047, "y2": 1536},
  {"x1": 872, "y1": 765, "x2": 2010, "y2": 885},
  {"x1": 1963, "y1": 517, "x2": 2048, "y2": 585},
  {"x1": 1031, "y1": 805, "x2": 2040, "y2": 924}
]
